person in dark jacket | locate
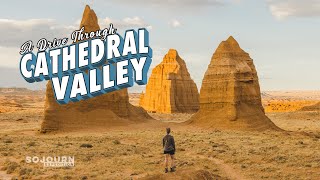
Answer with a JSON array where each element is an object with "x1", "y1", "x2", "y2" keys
[{"x1": 163, "y1": 127, "x2": 176, "y2": 173}]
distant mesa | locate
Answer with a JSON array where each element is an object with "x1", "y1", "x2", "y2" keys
[
  {"x1": 299, "y1": 102, "x2": 320, "y2": 111},
  {"x1": 187, "y1": 36, "x2": 280, "y2": 131},
  {"x1": 0, "y1": 88, "x2": 44, "y2": 95},
  {"x1": 41, "y1": 5, "x2": 151, "y2": 132},
  {"x1": 139, "y1": 49, "x2": 199, "y2": 113}
]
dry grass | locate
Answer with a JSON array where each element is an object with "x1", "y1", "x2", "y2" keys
[{"x1": 0, "y1": 92, "x2": 319, "y2": 179}]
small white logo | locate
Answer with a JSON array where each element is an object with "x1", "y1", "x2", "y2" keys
[{"x1": 26, "y1": 156, "x2": 74, "y2": 167}]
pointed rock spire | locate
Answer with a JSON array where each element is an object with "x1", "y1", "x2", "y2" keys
[
  {"x1": 41, "y1": 5, "x2": 151, "y2": 132},
  {"x1": 188, "y1": 36, "x2": 280, "y2": 131},
  {"x1": 80, "y1": 5, "x2": 100, "y2": 32},
  {"x1": 140, "y1": 49, "x2": 199, "y2": 113},
  {"x1": 216, "y1": 35, "x2": 244, "y2": 53}
]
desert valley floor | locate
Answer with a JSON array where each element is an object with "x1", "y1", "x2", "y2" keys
[{"x1": 0, "y1": 90, "x2": 319, "y2": 179}]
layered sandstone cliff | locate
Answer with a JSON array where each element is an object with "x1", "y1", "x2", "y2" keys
[
  {"x1": 41, "y1": 5, "x2": 150, "y2": 132},
  {"x1": 188, "y1": 36, "x2": 279, "y2": 130},
  {"x1": 300, "y1": 102, "x2": 320, "y2": 111},
  {"x1": 139, "y1": 49, "x2": 199, "y2": 113}
]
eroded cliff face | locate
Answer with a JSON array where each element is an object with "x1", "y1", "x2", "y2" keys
[
  {"x1": 300, "y1": 102, "x2": 320, "y2": 111},
  {"x1": 139, "y1": 49, "x2": 199, "y2": 113},
  {"x1": 41, "y1": 5, "x2": 150, "y2": 132},
  {"x1": 188, "y1": 36, "x2": 279, "y2": 130}
]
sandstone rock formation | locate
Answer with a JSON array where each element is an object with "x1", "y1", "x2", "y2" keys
[
  {"x1": 188, "y1": 36, "x2": 279, "y2": 130},
  {"x1": 139, "y1": 49, "x2": 199, "y2": 113},
  {"x1": 41, "y1": 5, "x2": 150, "y2": 132},
  {"x1": 300, "y1": 102, "x2": 320, "y2": 111},
  {"x1": 264, "y1": 100, "x2": 319, "y2": 112}
]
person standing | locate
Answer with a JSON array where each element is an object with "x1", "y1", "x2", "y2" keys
[{"x1": 163, "y1": 127, "x2": 176, "y2": 173}]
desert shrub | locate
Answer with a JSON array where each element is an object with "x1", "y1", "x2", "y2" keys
[
  {"x1": 81, "y1": 176, "x2": 88, "y2": 180},
  {"x1": 113, "y1": 140, "x2": 121, "y2": 145},
  {"x1": 5, "y1": 161, "x2": 19, "y2": 174},
  {"x1": 63, "y1": 175, "x2": 72, "y2": 180},
  {"x1": 80, "y1": 144, "x2": 93, "y2": 148},
  {"x1": 4, "y1": 139, "x2": 13, "y2": 143},
  {"x1": 19, "y1": 168, "x2": 32, "y2": 176},
  {"x1": 27, "y1": 142, "x2": 36, "y2": 146}
]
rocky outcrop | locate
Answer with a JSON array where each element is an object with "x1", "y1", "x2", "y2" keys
[
  {"x1": 41, "y1": 5, "x2": 150, "y2": 132},
  {"x1": 188, "y1": 36, "x2": 279, "y2": 130},
  {"x1": 139, "y1": 49, "x2": 199, "y2": 113},
  {"x1": 300, "y1": 102, "x2": 320, "y2": 111}
]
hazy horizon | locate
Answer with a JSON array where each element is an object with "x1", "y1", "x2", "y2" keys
[{"x1": 0, "y1": 65, "x2": 319, "y2": 93}]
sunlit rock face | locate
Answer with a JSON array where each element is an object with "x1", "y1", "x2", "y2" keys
[
  {"x1": 41, "y1": 5, "x2": 150, "y2": 132},
  {"x1": 188, "y1": 36, "x2": 280, "y2": 131},
  {"x1": 139, "y1": 49, "x2": 199, "y2": 114}
]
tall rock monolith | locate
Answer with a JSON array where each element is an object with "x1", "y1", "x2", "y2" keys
[
  {"x1": 41, "y1": 5, "x2": 150, "y2": 132},
  {"x1": 139, "y1": 49, "x2": 199, "y2": 113},
  {"x1": 188, "y1": 36, "x2": 279, "y2": 130}
]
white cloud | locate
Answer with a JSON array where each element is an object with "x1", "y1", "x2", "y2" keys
[
  {"x1": 0, "y1": 16, "x2": 152, "y2": 48},
  {"x1": 268, "y1": 0, "x2": 320, "y2": 20},
  {"x1": 169, "y1": 19, "x2": 182, "y2": 28},
  {"x1": 0, "y1": 19, "x2": 72, "y2": 47},
  {"x1": 0, "y1": 19, "x2": 73, "y2": 69},
  {"x1": 106, "y1": 0, "x2": 224, "y2": 7},
  {"x1": 0, "y1": 46, "x2": 21, "y2": 68},
  {"x1": 0, "y1": 15, "x2": 152, "y2": 69},
  {"x1": 101, "y1": 17, "x2": 152, "y2": 30}
]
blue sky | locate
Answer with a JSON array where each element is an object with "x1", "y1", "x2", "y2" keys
[{"x1": 0, "y1": 0, "x2": 319, "y2": 91}]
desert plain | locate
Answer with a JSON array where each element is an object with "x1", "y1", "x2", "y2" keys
[{"x1": 0, "y1": 88, "x2": 319, "y2": 180}]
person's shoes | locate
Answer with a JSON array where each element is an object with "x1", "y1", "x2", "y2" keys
[
  {"x1": 165, "y1": 168, "x2": 169, "y2": 173},
  {"x1": 170, "y1": 166, "x2": 176, "y2": 172}
]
